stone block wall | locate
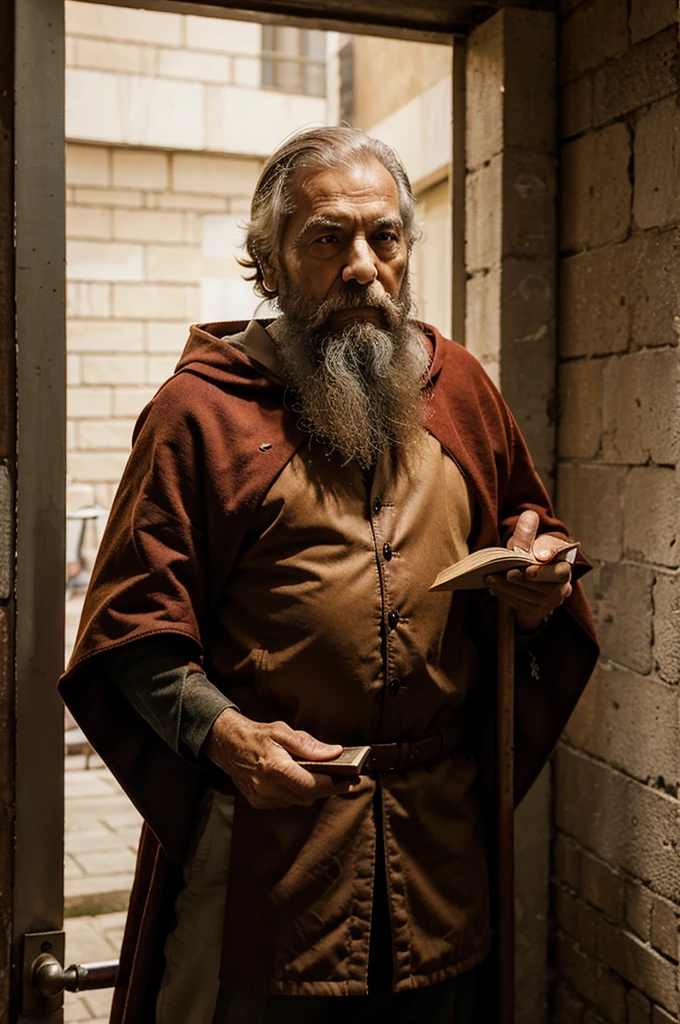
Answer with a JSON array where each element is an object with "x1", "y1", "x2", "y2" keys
[
  {"x1": 66, "y1": 1, "x2": 263, "y2": 83},
  {"x1": 554, "y1": 0, "x2": 680, "y2": 1020},
  {"x1": 64, "y1": 1, "x2": 327, "y2": 155},
  {"x1": 66, "y1": 142, "x2": 263, "y2": 506}
]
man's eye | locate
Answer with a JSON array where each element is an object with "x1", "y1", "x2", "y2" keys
[
  {"x1": 314, "y1": 234, "x2": 339, "y2": 245},
  {"x1": 376, "y1": 232, "x2": 398, "y2": 243}
]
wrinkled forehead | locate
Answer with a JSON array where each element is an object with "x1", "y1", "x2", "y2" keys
[
  {"x1": 280, "y1": 157, "x2": 403, "y2": 249},
  {"x1": 287, "y1": 156, "x2": 402, "y2": 225}
]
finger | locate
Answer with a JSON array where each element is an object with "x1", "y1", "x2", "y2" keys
[
  {"x1": 307, "y1": 774, "x2": 357, "y2": 799},
  {"x1": 489, "y1": 570, "x2": 561, "y2": 591},
  {"x1": 271, "y1": 753, "x2": 329, "y2": 795},
  {"x1": 271, "y1": 722, "x2": 343, "y2": 761},
  {"x1": 491, "y1": 579, "x2": 566, "y2": 603},
  {"x1": 531, "y1": 534, "x2": 571, "y2": 562},
  {"x1": 489, "y1": 577, "x2": 572, "y2": 610},
  {"x1": 508, "y1": 510, "x2": 539, "y2": 552},
  {"x1": 521, "y1": 561, "x2": 572, "y2": 584},
  {"x1": 503, "y1": 566, "x2": 570, "y2": 587},
  {"x1": 267, "y1": 746, "x2": 357, "y2": 799}
]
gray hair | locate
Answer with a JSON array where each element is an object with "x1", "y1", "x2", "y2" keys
[{"x1": 239, "y1": 125, "x2": 419, "y2": 299}]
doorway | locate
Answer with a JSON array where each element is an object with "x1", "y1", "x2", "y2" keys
[
  {"x1": 5, "y1": 1, "x2": 464, "y2": 1019},
  {"x1": 61, "y1": 10, "x2": 456, "y2": 1021}
]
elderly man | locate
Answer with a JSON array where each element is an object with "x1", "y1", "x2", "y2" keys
[{"x1": 60, "y1": 126, "x2": 598, "y2": 1024}]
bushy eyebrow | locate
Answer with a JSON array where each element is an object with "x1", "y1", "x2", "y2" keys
[
  {"x1": 295, "y1": 216, "x2": 343, "y2": 242},
  {"x1": 295, "y1": 213, "x2": 404, "y2": 243},
  {"x1": 373, "y1": 216, "x2": 403, "y2": 234}
]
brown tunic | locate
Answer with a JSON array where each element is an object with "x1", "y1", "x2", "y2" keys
[{"x1": 209, "y1": 433, "x2": 488, "y2": 993}]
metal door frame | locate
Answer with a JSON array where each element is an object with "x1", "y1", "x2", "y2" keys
[{"x1": 7, "y1": 1, "x2": 66, "y2": 1021}]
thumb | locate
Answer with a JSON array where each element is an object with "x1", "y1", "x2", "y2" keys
[
  {"x1": 273, "y1": 724, "x2": 343, "y2": 762},
  {"x1": 509, "y1": 510, "x2": 539, "y2": 552},
  {"x1": 532, "y1": 533, "x2": 571, "y2": 563}
]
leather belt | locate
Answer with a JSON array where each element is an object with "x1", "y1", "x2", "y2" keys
[{"x1": 362, "y1": 722, "x2": 464, "y2": 773}]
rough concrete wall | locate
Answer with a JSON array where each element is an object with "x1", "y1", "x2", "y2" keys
[{"x1": 554, "y1": 1, "x2": 680, "y2": 1021}]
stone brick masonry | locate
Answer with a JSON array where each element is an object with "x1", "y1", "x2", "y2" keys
[
  {"x1": 65, "y1": 142, "x2": 263, "y2": 507},
  {"x1": 554, "y1": 0, "x2": 680, "y2": 1020}
]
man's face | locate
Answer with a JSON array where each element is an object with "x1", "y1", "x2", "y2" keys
[
  {"x1": 264, "y1": 153, "x2": 427, "y2": 470},
  {"x1": 262, "y1": 157, "x2": 408, "y2": 322}
]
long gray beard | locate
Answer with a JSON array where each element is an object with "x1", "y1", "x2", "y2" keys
[{"x1": 274, "y1": 280, "x2": 430, "y2": 469}]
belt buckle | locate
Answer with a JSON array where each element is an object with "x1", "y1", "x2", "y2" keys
[{"x1": 366, "y1": 742, "x2": 397, "y2": 773}]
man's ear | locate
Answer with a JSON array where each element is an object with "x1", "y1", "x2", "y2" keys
[{"x1": 261, "y1": 261, "x2": 279, "y2": 297}]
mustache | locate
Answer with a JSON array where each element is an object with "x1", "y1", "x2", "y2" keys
[{"x1": 305, "y1": 283, "x2": 408, "y2": 332}]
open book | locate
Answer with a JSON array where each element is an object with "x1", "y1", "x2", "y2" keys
[
  {"x1": 429, "y1": 542, "x2": 579, "y2": 593},
  {"x1": 297, "y1": 745, "x2": 371, "y2": 777}
]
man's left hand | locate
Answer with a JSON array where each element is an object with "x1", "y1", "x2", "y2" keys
[{"x1": 485, "y1": 510, "x2": 573, "y2": 633}]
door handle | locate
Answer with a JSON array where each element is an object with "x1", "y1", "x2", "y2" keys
[
  {"x1": 23, "y1": 930, "x2": 119, "y2": 1014},
  {"x1": 32, "y1": 952, "x2": 118, "y2": 995}
]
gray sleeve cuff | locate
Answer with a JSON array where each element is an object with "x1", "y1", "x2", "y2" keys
[
  {"x1": 104, "y1": 635, "x2": 239, "y2": 763},
  {"x1": 179, "y1": 672, "x2": 237, "y2": 759}
]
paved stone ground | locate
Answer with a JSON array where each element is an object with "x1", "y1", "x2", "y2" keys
[
  {"x1": 64, "y1": 911, "x2": 127, "y2": 1023},
  {"x1": 65, "y1": 755, "x2": 141, "y2": 916},
  {"x1": 64, "y1": 755, "x2": 141, "y2": 1023}
]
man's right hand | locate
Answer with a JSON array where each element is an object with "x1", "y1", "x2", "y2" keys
[{"x1": 204, "y1": 708, "x2": 357, "y2": 810}]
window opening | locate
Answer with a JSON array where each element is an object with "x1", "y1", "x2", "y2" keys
[{"x1": 261, "y1": 25, "x2": 327, "y2": 96}]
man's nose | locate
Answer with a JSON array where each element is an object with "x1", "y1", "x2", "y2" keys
[{"x1": 341, "y1": 238, "x2": 378, "y2": 286}]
